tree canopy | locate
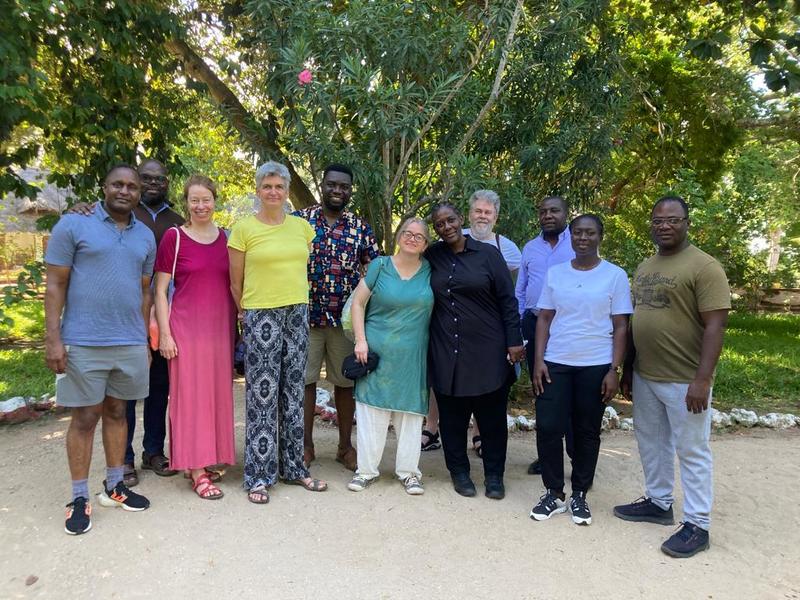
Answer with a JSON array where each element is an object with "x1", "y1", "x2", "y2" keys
[{"x1": 2, "y1": 0, "x2": 799, "y2": 287}]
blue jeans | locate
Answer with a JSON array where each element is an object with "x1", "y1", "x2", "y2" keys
[{"x1": 125, "y1": 349, "x2": 169, "y2": 464}]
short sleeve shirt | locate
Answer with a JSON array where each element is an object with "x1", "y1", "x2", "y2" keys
[
  {"x1": 537, "y1": 260, "x2": 633, "y2": 366},
  {"x1": 515, "y1": 229, "x2": 575, "y2": 315},
  {"x1": 295, "y1": 206, "x2": 381, "y2": 327},
  {"x1": 463, "y1": 229, "x2": 522, "y2": 271},
  {"x1": 44, "y1": 202, "x2": 156, "y2": 346},
  {"x1": 228, "y1": 215, "x2": 315, "y2": 309},
  {"x1": 632, "y1": 244, "x2": 731, "y2": 383}
]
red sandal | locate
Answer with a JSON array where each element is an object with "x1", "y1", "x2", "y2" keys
[{"x1": 192, "y1": 473, "x2": 224, "y2": 500}]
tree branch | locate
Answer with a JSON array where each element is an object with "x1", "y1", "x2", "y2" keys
[
  {"x1": 452, "y1": 0, "x2": 524, "y2": 157},
  {"x1": 164, "y1": 38, "x2": 316, "y2": 207},
  {"x1": 385, "y1": 21, "x2": 494, "y2": 198}
]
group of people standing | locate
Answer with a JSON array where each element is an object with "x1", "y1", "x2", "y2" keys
[{"x1": 45, "y1": 159, "x2": 730, "y2": 560}]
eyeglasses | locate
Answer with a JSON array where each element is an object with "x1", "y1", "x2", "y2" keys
[
  {"x1": 140, "y1": 174, "x2": 168, "y2": 185},
  {"x1": 400, "y1": 230, "x2": 427, "y2": 243},
  {"x1": 650, "y1": 217, "x2": 687, "y2": 227}
]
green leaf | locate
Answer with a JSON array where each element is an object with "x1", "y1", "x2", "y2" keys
[{"x1": 749, "y1": 39, "x2": 774, "y2": 66}]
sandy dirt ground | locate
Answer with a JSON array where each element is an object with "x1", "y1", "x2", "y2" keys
[{"x1": 2, "y1": 384, "x2": 799, "y2": 600}]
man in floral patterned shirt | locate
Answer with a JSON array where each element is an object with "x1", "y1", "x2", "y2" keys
[{"x1": 296, "y1": 164, "x2": 380, "y2": 471}]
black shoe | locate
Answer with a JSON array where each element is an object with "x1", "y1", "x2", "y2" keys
[
  {"x1": 661, "y1": 522, "x2": 710, "y2": 558},
  {"x1": 64, "y1": 497, "x2": 92, "y2": 535},
  {"x1": 613, "y1": 496, "x2": 674, "y2": 525},
  {"x1": 570, "y1": 491, "x2": 592, "y2": 525},
  {"x1": 530, "y1": 489, "x2": 567, "y2": 521},
  {"x1": 451, "y1": 473, "x2": 477, "y2": 497},
  {"x1": 527, "y1": 459, "x2": 542, "y2": 475},
  {"x1": 484, "y1": 476, "x2": 505, "y2": 500},
  {"x1": 97, "y1": 480, "x2": 150, "y2": 512}
]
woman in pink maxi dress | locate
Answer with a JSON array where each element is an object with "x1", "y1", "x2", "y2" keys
[{"x1": 154, "y1": 175, "x2": 236, "y2": 500}]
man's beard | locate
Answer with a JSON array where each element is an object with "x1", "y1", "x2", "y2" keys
[
  {"x1": 322, "y1": 195, "x2": 348, "y2": 212},
  {"x1": 142, "y1": 190, "x2": 168, "y2": 207},
  {"x1": 470, "y1": 222, "x2": 494, "y2": 239}
]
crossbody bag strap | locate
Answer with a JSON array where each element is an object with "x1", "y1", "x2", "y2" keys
[
  {"x1": 167, "y1": 226, "x2": 181, "y2": 317},
  {"x1": 495, "y1": 233, "x2": 501, "y2": 250},
  {"x1": 170, "y1": 226, "x2": 181, "y2": 280}
]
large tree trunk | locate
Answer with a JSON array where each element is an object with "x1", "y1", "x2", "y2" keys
[{"x1": 164, "y1": 38, "x2": 317, "y2": 208}]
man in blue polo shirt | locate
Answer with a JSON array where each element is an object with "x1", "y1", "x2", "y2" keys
[{"x1": 45, "y1": 164, "x2": 156, "y2": 535}]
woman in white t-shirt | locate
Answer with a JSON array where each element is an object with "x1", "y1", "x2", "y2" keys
[{"x1": 529, "y1": 214, "x2": 632, "y2": 526}]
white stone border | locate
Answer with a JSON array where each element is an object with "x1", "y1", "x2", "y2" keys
[{"x1": 504, "y1": 406, "x2": 800, "y2": 432}]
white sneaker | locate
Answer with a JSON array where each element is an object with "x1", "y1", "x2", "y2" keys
[
  {"x1": 403, "y1": 475, "x2": 424, "y2": 495},
  {"x1": 347, "y1": 474, "x2": 376, "y2": 492}
]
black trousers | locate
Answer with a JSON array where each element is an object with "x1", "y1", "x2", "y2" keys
[
  {"x1": 522, "y1": 310, "x2": 574, "y2": 459},
  {"x1": 125, "y1": 349, "x2": 169, "y2": 463},
  {"x1": 535, "y1": 362, "x2": 607, "y2": 493},
  {"x1": 437, "y1": 383, "x2": 510, "y2": 479}
]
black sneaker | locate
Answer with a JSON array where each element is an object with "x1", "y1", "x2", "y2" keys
[
  {"x1": 97, "y1": 480, "x2": 150, "y2": 512},
  {"x1": 64, "y1": 497, "x2": 92, "y2": 535},
  {"x1": 530, "y1": 490, "x2": 567, "y2": 521},
  {"x1": 661, "y1": 522, "x2": 710, "y2": 558},
  {"x1": 570, "y1": 491, "x2": 592, "y2": 525},
  {"x1": 527, "y1": 459, "x2": 542, "y2": 475},
  {"x1": 613, "y1": 496, "x2": 674, "y2": 525}
]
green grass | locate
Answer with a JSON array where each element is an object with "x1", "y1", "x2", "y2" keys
[
  {"x1": 0, "y1": 300, "x2": 52, "y2": 399},
  {"x1": 0, "y1": 348, "x2": 53, "y2": 399},
  {"x1": 0, "y1": 300, "x2": 45, "y2": 342},
  {"x1": 714, "y1": 312, "x2": 800, "y2": 414}
]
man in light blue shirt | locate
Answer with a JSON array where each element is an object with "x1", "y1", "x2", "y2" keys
[
  {"x1": 515, "y1": 196, "x2": 575, "y2": 475},
  {"x1": 44, "y1": 164, "x2": 156, "y2": 535}
]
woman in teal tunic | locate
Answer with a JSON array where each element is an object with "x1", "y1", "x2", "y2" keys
[{"x1": 347, "y1": 217, "x2": 433, "y2": 495}]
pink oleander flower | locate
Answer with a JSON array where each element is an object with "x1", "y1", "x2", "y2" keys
[{"x1": 298, "y1": 69, "x2": 313, "y2": 85}]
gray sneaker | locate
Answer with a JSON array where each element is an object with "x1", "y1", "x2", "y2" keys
[
  {"x1": 347, "y1": 474, "x2": 377, "y2": 492},
  {"x1": 403, "y1": 475, "x2": 424, "y2": 495}
]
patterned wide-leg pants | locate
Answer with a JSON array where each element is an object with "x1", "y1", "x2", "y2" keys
[{"x1": 242, "y1": 304, "x2": 310, "y2": 489}]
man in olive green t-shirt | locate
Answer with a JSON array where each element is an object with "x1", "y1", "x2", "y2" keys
[{"x1": 614, "y1": 196, "x2": 730, "y2": 560}]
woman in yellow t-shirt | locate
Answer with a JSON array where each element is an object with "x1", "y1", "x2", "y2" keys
[{"x1": 228, "y1": 161, "x2": 327, "y2": 504}]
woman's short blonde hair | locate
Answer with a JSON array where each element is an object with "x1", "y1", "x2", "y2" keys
[{"x1": 395, "y1": 216, "x2": 431, "y2": 246}]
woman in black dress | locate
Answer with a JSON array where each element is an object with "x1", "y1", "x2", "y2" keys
[{"x1": 426, "y1": 202, "x2": 525, "y2": 499}]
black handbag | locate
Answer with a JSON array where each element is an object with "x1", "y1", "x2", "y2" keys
[{"x1": 341, "y1": 351, "x2": 380, "y2": 380}]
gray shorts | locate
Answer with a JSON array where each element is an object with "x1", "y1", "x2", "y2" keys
[{"x1": 56, "y1": 345, "x2": 150, "y2": 407}]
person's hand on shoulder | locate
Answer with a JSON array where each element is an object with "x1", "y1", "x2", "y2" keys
[{"x1": 65, "y1": 202, "x2": 95, "y2": 216}]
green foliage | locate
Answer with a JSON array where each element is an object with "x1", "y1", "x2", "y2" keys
[
  {"x1": 0, "y1": 349, "x2": 53, "y2": 399},
  {"x1": 714, "y1": 312, "x2": 800, "y2": 413},
  {"x1": 0, "y1": 299, "x2": 44, "y2": 342},
  {"x1": 0, "y1": 262, "x2": 44, "y2": 330},
  {"x1": 1, "y1": 1, "x2": 192, "y2": 202}
]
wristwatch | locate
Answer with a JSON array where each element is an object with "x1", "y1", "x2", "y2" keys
[{"x1": 610, "y1": 365, "x2": 622, "y2": 375}]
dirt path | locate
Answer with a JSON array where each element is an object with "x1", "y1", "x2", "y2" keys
[{"x1": 2, "y1": 385, "x2": 799, "y2": 599}]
